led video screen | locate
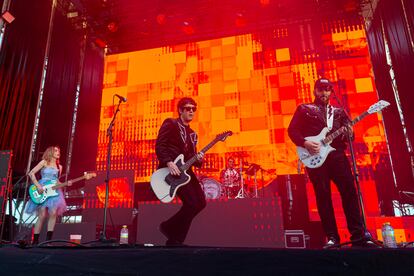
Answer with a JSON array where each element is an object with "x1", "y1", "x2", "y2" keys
[{"x1": 97, "y1": 22, "x2": 387, "y2": 217}]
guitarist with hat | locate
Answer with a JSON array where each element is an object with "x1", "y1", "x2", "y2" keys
[
  {"x1": 288, "y1": 78, "x2": 373, "y2": 248},
  {"x1": 155, "y1": 97, "x2": 206, "y2": 246}
]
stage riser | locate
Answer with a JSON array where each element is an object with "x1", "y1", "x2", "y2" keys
[{"x1": 137, "y1": 198, "x2": 284, "y2": 248}]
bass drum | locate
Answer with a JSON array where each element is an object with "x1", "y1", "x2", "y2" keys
[{"x1": 201, "y1": 178, "x2": 222, "y2": 200}]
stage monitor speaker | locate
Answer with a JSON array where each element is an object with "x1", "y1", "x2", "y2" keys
[
  {"x1": 277, "y1": 174, "x2": 309, "y2": 230},
  {"x1": 374, "y1": 155, "x2": 397, "y2": 215},
  {"x1": 82, "y1": 170, "x2": 135, "y2": 226},
  {"x1": 135, "y1": 182, "x2": 158, "y2": 203},
  {"x1": 136, "y1": 198, "x2": 284, "y2": 248},
  {"x1": 0, "y1": 150, "x2": 12, "y2": 180},
  {"x1": 0, "y1": 150, "x2": 12, "y2": 231}
]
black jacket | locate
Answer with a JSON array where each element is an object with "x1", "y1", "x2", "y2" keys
[
  {"x1": 288, "y1": 101, "x2": 351, "y2": 151},
  {"x1": 155, "y1": 118, "x2": 202, "y2": 169}
]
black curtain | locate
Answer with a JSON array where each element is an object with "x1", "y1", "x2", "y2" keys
[
  {"x1": 403, "y1": 0, "x2": 414, "y2": 46},
  {"x1": 33, "y1": 9, "x2": 104, "y2": 181},
  {"x1": 34, "y1": 9, "x2": 82, "y2": 168},
  {"x1": 381, "y1": 0, "x2": 414, "y2": 193},
  {"x1": 69, "y1": 45, "x2": 104, "y2": 186},
  {"x1": 0, "y1": 1, "x2": 104, "y2": 184},
  {"x1": 0, "y1": 0, "x2": 51, "y2": 175},
  {"x1": 366, "y1": 0, "x2": 414, "y2": 194},
  {"x1": 381, "y1": 0, "x2": 414, "y2": 156}
]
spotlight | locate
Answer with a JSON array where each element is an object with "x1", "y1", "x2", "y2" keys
[
  {"x1": 235, "y1": 13, "x2": 246, "y2": 27},
  {"x1": 181, "y1": 21, "x2": 194, "y2": 35},
  {"x1": 156, "y1": 13, "x2": 166, "y2": 25},
  {"x1": 66, "y1": 11, "x2": 78, "y2": 18},
  {"x1": 259, "y1": 0, "x2": 270, "y2": 6},
  {"x1": 2, "y1": 11, "x2": 15, "y2": 24}
]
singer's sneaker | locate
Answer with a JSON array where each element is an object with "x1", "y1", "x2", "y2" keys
[{"x1": 323, "y1": 237, "x2": 340, "y2": 249}]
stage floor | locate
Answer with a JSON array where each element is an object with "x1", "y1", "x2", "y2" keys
[{"x1": 0, "y1": 244, "x2": 413, "y2": 275}]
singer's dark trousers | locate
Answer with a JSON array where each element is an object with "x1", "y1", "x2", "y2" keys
[
  {"x1": 161, "y1": 171, "x2": 206, "y2": 244},
  {"x1": 306, "y1": 150, "x2": 365, "y2": 242}
]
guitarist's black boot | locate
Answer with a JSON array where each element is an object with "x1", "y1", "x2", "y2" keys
[
  {"x1": 159, "y1": 222, "x2": 173, "y2": 241},
  {"x1": 46, "y1": 231, "x2": 54, "y2": 241},
  {"x1": 160, "y1": 222, "x2": 184, "y2": 246},
  {"x1": 32, "y1": 233, "x2": 40, "y2": 245}
]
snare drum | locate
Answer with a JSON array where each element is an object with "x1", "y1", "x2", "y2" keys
[{"x1": 201, "y1": 178, "x2": 222, "y2": 200}]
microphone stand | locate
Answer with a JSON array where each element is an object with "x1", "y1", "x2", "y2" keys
[
  {"x1": 261, "y1": 167, "x2": 265, "y2": 198},
  {"x1": 236, "y1": 160, "x2": 246, "y2": 199},
  {"x1": 328, "y1": 86, "x2": 381, "y2": 248},
  {"x1": 253, "y1": 166, "x2": 258, "y2": 198},
  {"x1": 99, "y1": 98, "x2": 123, "y2": 243}
]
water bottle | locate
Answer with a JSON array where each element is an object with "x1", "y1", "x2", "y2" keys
[
  {"x1": 120, "y1": 225, "x2": 129, "y2": 245},
  {"x1": 381, "y1": 222, "x2": 397, "y2": 248}
]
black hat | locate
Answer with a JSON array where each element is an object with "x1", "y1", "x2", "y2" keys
[{"x1": 314, "y1": 78, "x2": 333, "y2": 90}]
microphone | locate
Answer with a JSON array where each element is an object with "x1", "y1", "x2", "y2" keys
[{"x1": 114, "y1": 94, "x2": 127, "y2": 102}]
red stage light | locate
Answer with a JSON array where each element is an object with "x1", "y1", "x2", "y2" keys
[
  {"x1": 2, "y1": 11, "x2": 15, "y2": 24},
  {"x1": 182, "y1": 21, "x2": 195, "y2": 35},
  {"x1": 156, "y1": 13, "x2": 166, "y2": 25},
  {"x1": 235, "y1": 13, "x2": 246, "y2": 27},
  {"x1": 259, "y1": 0, "x2": 270, "y2": 6}
]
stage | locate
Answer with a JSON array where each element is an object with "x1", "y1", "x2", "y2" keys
[
  {"x1": 0, "y1": 245, "x2": 413, "y2": 275},
  {"x1": 2, "y1": 2, "x2": 414, "y2": 275}
]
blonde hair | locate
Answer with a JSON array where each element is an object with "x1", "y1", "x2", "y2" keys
[{"x1": 42, "y1": 146, "x2": 60, "y2": 164}]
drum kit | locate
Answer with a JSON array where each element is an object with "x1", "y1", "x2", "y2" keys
[{"x1": 199, "y1": 160, "x2": 275, "y2": 200}]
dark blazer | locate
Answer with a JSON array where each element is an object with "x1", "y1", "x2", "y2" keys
[
  {"x1": 155, "y1": 118, "x2": 202, "y2": 169},
  {"x1": 288, "y1": 102, "x2": 351, "y2": 151}
]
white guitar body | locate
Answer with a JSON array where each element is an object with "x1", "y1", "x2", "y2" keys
[
  {"x1": 41, "y1": 183, "x2": 60, "y2": 198},
  {"x1": 150, "y1": 154, "x2": 191, "y2": 203},
  {"x1": 297, "y1": 127, "x2": 335, "y2": 168},
  {"x1": 296, "y1": 100, "x2": 390, "y2": 169},
  {"x1": 151, "y1": 130, "x2": 233, "y2": 203}
]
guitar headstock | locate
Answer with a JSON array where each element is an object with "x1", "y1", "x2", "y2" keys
[
  {"x1": 84, "y1": 172, "x2": 97, "y2": 180},
  {"x1": 368, "y1": 100, "x2": 390, "y2": 114},
  {"x1": 216, "y1": 131, "x2": 233, "y2": 142}
]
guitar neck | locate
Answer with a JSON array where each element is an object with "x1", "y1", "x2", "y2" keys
[
  {"x1": 181, "y1": 138, "x2": 221, "y2": 171},
  {"x1": 322, "y1": 111, "x2": 369, "y2": 144},
  {"x1": 52, "y1": 175, "x2": 85, "y2": 190}
]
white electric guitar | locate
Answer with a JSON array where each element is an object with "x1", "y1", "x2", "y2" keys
[
  {"x1": 297, "y1": 100, "x2": 390, "y2": 168},
  {"x1": 151, "y1": 131, "x2": 232, "y2": 203}
]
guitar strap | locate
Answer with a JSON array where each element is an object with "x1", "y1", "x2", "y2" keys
[
  {"x1": 326, "y1": 105, "x2": 334, "y2": 130},
  {"x1": 177, "y1": 119, "x2": 187, "y2": 144}
]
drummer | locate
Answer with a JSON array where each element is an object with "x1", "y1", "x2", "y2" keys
[{"x1": 220, "y1": 157, "x2": 241, "y2": 198}]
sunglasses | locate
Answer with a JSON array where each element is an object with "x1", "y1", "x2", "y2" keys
[{"x1": 183, "y1": 106, "x2": 197, "y2": 112}]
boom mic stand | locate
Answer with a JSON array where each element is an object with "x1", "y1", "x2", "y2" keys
[
  {"x1": 327, "y1": 86, "x2": 381, "y2": 248},
  {"x1": 99, "y1": 97, "x2": 124, "y2": 243}
]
